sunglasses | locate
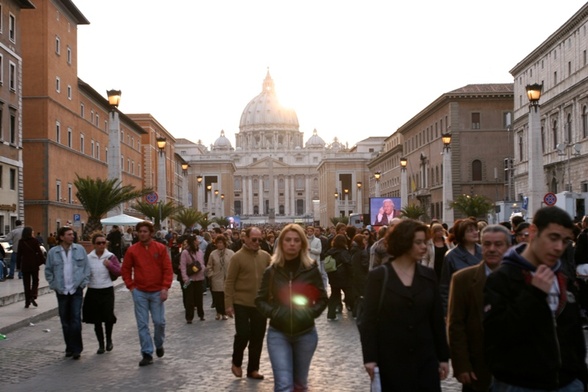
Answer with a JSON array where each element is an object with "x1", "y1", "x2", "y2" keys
[
  {"x1": 250, "y1": 238, "x2": 261, "y2": 243},
  {"x1": 95, "y1": 241, "x2": 107, "y2": 245}
]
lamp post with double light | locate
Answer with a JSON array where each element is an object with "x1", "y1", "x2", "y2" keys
[
  {"x1": 106, "y1": 89, "x2": 122, "y2": 216},
  {"x1": 442, "y1": 133, "x2": 454, "y2": 225},
  {"x1": 400, "y1": 157, "x2": 408, "y2": 210},
  {"x1": 374, "y1": 171, "x2": 381, "y2": 197},
  {"x1": 356, "y1": 182, "x2": 362, "y2": 214},
  {"x1": 526, "y1": 83, "x2": 545, "y2": 219}
]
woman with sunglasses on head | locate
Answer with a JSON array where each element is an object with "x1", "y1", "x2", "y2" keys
[
  {"x1": 255, "y1": 224, "x2": 328, "y2": 391},
  {"x1": 82, "y1": 232, "x2": 120, "y2": 354}
]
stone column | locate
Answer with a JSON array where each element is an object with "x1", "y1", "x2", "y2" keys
[
  {"x1": 285, "y1": 176, "x2": 290, "y2": 216},
  {"x1": 248, "y1": 177, "x2": 254, "y2": 215},
  {"x1": 259, "y1": 176, "x2": 264, "y2": 215}
]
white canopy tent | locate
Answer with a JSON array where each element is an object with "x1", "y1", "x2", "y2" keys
[{"x1": 100, "y1": 214, "x2": 147, "y2": 226}]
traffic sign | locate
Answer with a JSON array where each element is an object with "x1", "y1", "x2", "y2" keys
[
  {"x1": 544, "y1": 192, "x2": 557, "y2": 206},
  {"x1": 145, "y1": 192, "x2": 159, "y2": 204}
]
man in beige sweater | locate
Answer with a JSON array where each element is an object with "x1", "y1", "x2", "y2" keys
[{"x1": 225, "y1": 227, "x2": 271, "y2": 380}]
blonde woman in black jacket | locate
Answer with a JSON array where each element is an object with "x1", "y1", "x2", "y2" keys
[{"x1": 255, "y1": 224, "x2": 328, "y2": 392}]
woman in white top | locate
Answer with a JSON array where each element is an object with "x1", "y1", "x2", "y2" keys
[{"x1": 82, "y1": 233, "x2": 120, "y2": 354}]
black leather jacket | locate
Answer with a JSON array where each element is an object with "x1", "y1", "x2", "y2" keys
[{"x1": 256, "y1": 259, "x2": 328, "y2": 336}]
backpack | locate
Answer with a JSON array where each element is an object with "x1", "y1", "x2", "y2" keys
[{"x1": 324, "y1": 255, "x2": 337, "y2": 273}]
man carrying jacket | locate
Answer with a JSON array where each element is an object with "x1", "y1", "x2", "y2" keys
[{"x1": 484, "y1": 206, "x2": 588, "y2": 391}]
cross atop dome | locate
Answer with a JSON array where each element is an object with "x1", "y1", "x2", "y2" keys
[{"x1": 262, "y1": 67, "x2": 275, "y2": 93}]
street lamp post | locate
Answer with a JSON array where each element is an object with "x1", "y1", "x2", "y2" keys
[
  {"x1": 334, "y1": 190, "x2": 339, "y2": 218},
  {"x1": 181, "y1": 163, "x2": 189, "y2": 207},
  {"x1": 356, "y1": 182, "x2": 362, "y2": 214},
  {"x1": 344, "y1": 188, "x2": 349, "y2": 218},
  {"x1": 374, "y1": 171, "x2": 381, "y2": 197},
  {"x1": 214, "y1": 189, "x2": 220, "y2": 217},
  {"x1": 526, "y1": 83, "x2": 545, "y2": 219},
  {"x1": 221, "y1": 193, "x2": 225, "y2": 217},
  {"x1": 156, "y1": 137, "x2": 167, "y2": 229},
  {"x1": 400, "y1": 157, "x2": 408, "y2": 209},
  {"x1": 206, "y1": 184, "x2": 212, "y2": 214},
  {"x1": 106, "y1": 89, "x2": 122, "y2": 216},
  {"x1": 196, "y1": 175, "x2": 203, "y2": 211},
  {"x1": 442, "y1": 133, "x2": 454, "y2": 225}
]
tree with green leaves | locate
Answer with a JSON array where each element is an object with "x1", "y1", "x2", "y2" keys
[
  {"x1": 173, "y1": 208, "x2": 207, "y2": 231},
  {"x1": 212, "y1": 216, "x2": 230, "y2": 227},
  {"x1": 330, "y1": 216, "x2": 349, "y2": 226},
  {"x1": 400, "y1": 204, "x2": 426, "y2": 220},
  {"x1": 450, "y1": 194, "x2": 494, "y2": 219},
  {"x1": 132, "y1": 200, "x2": 182, "y2": 231},
  {"x1": 74, "y1": 175, "x2": 152, "y2": 240}
]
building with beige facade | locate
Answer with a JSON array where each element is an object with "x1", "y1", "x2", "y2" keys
[
  {"x1": 0, "y1": 0, "x2": 34, "y2": 234},
  {"x1": 510, "y1": 2, "x2": 588, "y2": 220},
  {"x1": 179, "y1": 70, "x2": 383, "y2": 227},
  {"x1": 369, "y1": 84, "x2": 514, "y2": 223}
]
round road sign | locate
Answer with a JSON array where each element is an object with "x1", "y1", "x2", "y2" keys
[{"x1": 543, "y1": 192, "x2": 557, "y2": 206}]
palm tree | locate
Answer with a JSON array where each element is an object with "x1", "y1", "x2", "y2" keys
[
  {"x1": 212, "y1": 216, "x2": 230, "y2": 227},
  {"x1": 173, "y1": 208, "x2": 206, "y2": 231},
  {"x1": 74, "y1": 175, "x2": 152, "y2": 240},
  {"x1": 400, "y1": 204, "x2": 426, "y2": 220},
  {"x1": 450, "y1": 194, "x2": 495, "y2": 219},
  {"x1": 132, "y1": 200, "x2": 181, "y2": 231},
  {"x1": 330, "y1": 216, "x2": 349, "y2": 226}
]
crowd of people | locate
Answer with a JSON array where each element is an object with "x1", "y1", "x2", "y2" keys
[{"x1": 4, "y1": 207, "x2": 588, "y2": 391}]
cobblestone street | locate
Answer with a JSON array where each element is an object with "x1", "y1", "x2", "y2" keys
[{"x1": 0, "y1": 282, "x2": 461, "y2": 391}]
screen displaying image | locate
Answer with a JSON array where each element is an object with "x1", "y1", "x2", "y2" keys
[{"x1": 369, "y1": 197, "x2": 401, "y2": 225}]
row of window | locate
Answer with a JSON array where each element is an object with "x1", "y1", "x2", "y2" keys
[
  {"x1": 54, "y1": 121, "x2": 141, "y2": 175},
  {"x1": 233, "y1": 200, "x2": 306, "y2": 216},
  {"x1": 404, "y1": 116, "x2": 448, "y2": 154}
]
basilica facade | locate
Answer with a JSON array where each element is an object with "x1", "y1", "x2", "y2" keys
[{"x1": 177, "y1": 70, "x2": 380, "y2": 226}]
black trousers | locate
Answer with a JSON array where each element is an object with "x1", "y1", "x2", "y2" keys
[
  {"x1": 183, "y1": 280, "x2": 204, "y2": 321},
  {"x1": 232, "y1": 304, "x2": 267, "y2": 373}
]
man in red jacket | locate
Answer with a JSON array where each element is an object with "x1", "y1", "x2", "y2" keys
[{"x1": 122, "y1": 221, "x2": 173, "y2": 367}]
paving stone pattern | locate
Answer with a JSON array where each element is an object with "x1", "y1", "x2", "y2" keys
[{"x1": 0, "y1": 281, "x2": 461, "y2": 391}]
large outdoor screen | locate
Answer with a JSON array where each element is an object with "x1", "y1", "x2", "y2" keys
[{"x1": 369, "y1": 197, "x2": 402, "y2": 226}]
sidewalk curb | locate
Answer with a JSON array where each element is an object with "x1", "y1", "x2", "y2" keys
[{"x1": 0, "y1": 281, "x2": 126, "y2": 335}]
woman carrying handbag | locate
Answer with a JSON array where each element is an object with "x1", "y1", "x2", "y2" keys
[{"x1": 180, "y1": 235, "x2": 206, "y2": 323}]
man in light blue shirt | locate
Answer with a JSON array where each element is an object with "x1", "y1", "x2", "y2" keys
[{"x1": 45, "y1": 227, "x2": 90, "y2": 360}]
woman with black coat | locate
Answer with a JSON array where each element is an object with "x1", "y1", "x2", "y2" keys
[
  {"x1": 17, "y1": 226, "x2": 46, "y2": 308},
  {"x1": 325, "y1": 233, "x2": 353, "y2": 320},
  {"x1": 358, "y1": 219, "x2": 449, "y2": 391},
  {"x1": 350, "y1": 233, "x2": 370, "y2": 318}
]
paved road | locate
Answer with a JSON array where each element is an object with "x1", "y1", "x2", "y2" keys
[{"x1": 0, "y1": 281, "x2": 461, "y2": 391}]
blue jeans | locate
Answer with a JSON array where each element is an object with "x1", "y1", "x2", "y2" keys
[
  {"x1": 9, "y1": 252, "x2": 22, "y2": 278},
  {"x1": 267, "y1": 326, "x2": 318, "y2": 392},
  {"x1": 56, "y1": 287, "x2": 84, "y2": 354},
  {"x1": 492, "y1": 379, "x2": 583, "y2": 392},
  {"x1": 132, "y1": 289, "x2": 166, "y2": 357}
]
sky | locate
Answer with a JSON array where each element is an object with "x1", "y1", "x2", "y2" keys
[{"x1": 75, "y1": 0, "x2": 588, "y2": 149}]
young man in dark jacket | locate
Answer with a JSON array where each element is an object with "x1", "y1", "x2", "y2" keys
[{"x1": 484, "y1": 206, "x2": 588, "y2": 391}]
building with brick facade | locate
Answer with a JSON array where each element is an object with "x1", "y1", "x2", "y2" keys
[{"x1": 21, "y1": 0, "x2": 145, "y2": 237}]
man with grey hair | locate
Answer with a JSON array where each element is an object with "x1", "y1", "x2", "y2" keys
[{"x1": 447, "y1": 224, "x2": 511, "y2": 391}]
